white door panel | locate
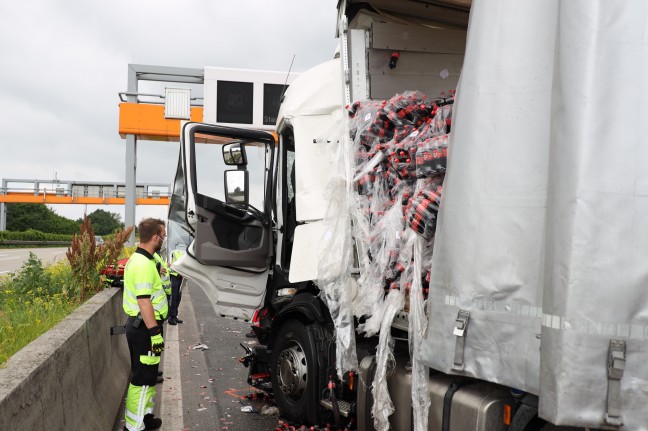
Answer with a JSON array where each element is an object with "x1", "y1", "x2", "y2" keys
[
  {"x1": 172, "y1": 242, "x2": 267, "y2": 321},
  {"x1": 292, "y1": 114, "x2": 341, "y2": 222},
  {"x1": 175, "y1": 123, "x2": 275, "y2": 320},
  {"x1": 289, "y1": 221, "x2": 343, "y2": 283}
]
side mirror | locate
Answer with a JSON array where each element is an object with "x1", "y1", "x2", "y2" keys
[
  {"x1": 222, "y1": 142, "x2": 247, "y2": 166},
  {"x1": 224, "y1": 170, "x2": 248, "y2": 204}
]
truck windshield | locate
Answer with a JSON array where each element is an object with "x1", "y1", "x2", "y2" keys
[{"x1": 193, "y1": 133, "x2": 268, "y2": 210}]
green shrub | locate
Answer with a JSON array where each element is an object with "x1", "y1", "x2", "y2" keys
[
  {"x1": 66, "y1": 217, "x2": 134, "y2": 301},
  {"x1": 0, "y1": 230, "x2": 73, "y2": 242},
  {"x1": 0, "y1": 256, "x2": 79, "y2": 366},
  {"x1": 0, "y1": 219, "x2": 134, "y2": 366},
  {"x1": 10, "y1": 253, "x2": 54, "y2": 296}
]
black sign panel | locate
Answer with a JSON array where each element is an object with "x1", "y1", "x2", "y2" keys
[
  {"x1": 263, "y1": 83, "x2": 286, "y2": 126},
  {"x1": 217, "y1": 81, "x2": 253, "y2": 124}
]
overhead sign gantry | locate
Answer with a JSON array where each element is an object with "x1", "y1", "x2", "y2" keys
[
  {"x1": 118, "y1": 64, "x2": 297, "y2": 244},
  {"x1": 0, "y1": 179, "x2": 170, "y2": 231}
]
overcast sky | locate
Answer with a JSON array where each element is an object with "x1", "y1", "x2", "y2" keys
[{"x1": 0, "y1": 0, "x2": 338, "y2": 225}]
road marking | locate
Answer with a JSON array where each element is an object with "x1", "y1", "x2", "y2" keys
[
  {"x1": 0, "y1": 257, "x2": 21, "y2": 260},
  {"x1": 160, "y1": 320, "x2": 184, "y2": 430},
  {"x1": 0, "y1": 271, "x2": 9, "y2": 274}
]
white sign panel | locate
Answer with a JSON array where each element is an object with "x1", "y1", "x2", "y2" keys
[{"x1": 203, "y1": 67, "x2": 298, "y2": 131}]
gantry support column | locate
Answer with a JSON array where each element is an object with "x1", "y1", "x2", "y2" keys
[
  {"x1": 121, "y1": 64, "x2": 204, "y2": 245},
  {"x1": 0, "y1": 186, "x2": 5, "y2": 232},
  {"x1": 125, "y1": 65, "x2": 138, "y2": 245},
  {"x1": 0, "y1": 179, "x2": 6, "y2": 231}
]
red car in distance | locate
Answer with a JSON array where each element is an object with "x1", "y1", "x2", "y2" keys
[{"x1": 101, "y1": 258, "x2": 129, "y2": 287}]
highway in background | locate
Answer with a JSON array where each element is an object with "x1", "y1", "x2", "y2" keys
[{"x1": 0, "y1": 247, "x2": 68, "y2": 275}]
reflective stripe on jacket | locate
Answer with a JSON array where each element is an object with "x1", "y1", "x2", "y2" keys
[
  {"x1": 153, "y1": 252, "x2": 171, "y2": 295},
  {"x1": 169, "y1": 249, "x2": 185, "y2": 277},
  {"x1": 123, "y1": 249, "x2": 169, "y2": 320}
]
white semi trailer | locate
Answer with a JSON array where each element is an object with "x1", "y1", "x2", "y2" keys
[{"x1": 171, "y1": 1, "x2": 648, "y2": 429}]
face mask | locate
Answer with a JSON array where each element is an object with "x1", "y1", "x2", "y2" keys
[
  {"x1": 157, "y1": 236, "x2": 167, "y2": 254},
  {"x1": 152, "y1": 234, "x2": 161, "y2": 252}
]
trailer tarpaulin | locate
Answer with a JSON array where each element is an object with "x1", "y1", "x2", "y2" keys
[{"x1": 422, "y1": 0, "x2": 648, "y2": 427}]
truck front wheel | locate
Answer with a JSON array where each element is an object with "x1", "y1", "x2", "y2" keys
[{"x1": 271, "y1": 319, "x2": 322, "y2": 425}]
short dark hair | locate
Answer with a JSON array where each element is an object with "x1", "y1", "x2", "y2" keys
[{"x1": 138, "y1": 218, "x2": 165, "y2": 243}]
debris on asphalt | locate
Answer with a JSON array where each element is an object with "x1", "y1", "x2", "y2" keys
[
  {"x1": 260, "y1": 405, "x2": 279, "y2": 415},
  {"x1": 240, "y1": 405, "x2": 254, "y2": 413},
  {"x1": 191, "y1": 343, "x2": 209, "y2": 351},
  {"x1": 244, "y1": 391, "x2": 269, "y2": 401}
]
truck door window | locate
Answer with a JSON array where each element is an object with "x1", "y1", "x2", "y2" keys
[{"x1": 193, "y1": 133, "x2": 267, "y2": 210}]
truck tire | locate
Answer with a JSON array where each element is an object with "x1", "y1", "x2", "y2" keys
[{"x1": 271, "y1": 319, "x2": 322, "y2": 425}]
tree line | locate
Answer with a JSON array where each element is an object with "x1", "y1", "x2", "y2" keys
[{"x1": 6, "y1": 204, "x2": 124, "y2": 236}]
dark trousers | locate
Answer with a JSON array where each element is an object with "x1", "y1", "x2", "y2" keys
[
  {"x1": 126, "y1": 316, "x2": 162, "y2": 386},
  {"x1": 169, "y1": 275, "x2": 183, "y2": 318}
]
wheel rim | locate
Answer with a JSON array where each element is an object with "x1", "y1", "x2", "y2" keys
[{"x1": 276, "y1": 340, "x2": 308, "y2": 400}]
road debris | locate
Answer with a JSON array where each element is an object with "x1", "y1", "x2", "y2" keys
[
  {"x1": 191, "y1": 343, "x2": 209, "y2": 351},
  {"x1": 260, "y1": 405, "x2": 279, "y2": 415}
]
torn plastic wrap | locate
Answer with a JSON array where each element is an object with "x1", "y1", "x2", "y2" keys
[
  {"x1": 317, "y1": 115, "x2": 360, "y2": 377},
  {"x1": 326, "y1": 91, "x2": 453, "y2": 431},
  {"x1": 371, "y1": 288, "x2": 404, "y2": 431},
  {"x1": 409, "y1": 236, "x2": 431, "y2": 431}
]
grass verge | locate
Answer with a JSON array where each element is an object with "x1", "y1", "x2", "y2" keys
[
  {"x1": 0, "y1": 221, "x2": 133, "y2": 367},
  {"x1": 0, "y1": 258, "x2": 78, "y2": 366}
]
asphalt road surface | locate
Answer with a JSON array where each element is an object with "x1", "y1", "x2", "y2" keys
[
  {"x1": 114, "y1": 281, "x2": 280, "y2": 431},
  {"x1": 0, "y1": 247, "x2": 68, "y2": 275}
]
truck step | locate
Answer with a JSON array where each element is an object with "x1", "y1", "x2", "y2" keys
[{"x1": 320, "y1": 399, "x2": 351, "y2": 417}]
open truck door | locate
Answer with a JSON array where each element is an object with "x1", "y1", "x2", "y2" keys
[{"x1": 171, "y1": 123, "x2": 275, "y2": 320}]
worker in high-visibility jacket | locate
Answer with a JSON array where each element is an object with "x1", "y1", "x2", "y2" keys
[
  {"x1": 168, "y1": 248, "x2": 186, "y2": 325},
  {"x1": 153, "y1": 251, "x2": 172, "y2": 299},
  {"x1": 122, "y1": 218, "x2": 169, "y2": 431}
]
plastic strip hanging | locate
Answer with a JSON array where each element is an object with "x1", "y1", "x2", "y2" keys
[
  {"x1": 371, "y1": 288, "x2": 404, "y2": 431},
  {"x1": 317, "y1": 111, "x2": 360, "y2": 377},
  {"x1": 410, "y1": 235, "x2": 431, "y2": 431},
  {"x1": 344, "y1": 91, "x2": 454, "y2": 430},
  {"x1": 318, "y1": 89, "x2": 454, "y2": 427}
]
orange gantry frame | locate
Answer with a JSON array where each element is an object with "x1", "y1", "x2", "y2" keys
[
  {"x1": 119, "y1": 103, "x2": 203, "y2": 141},
  {"x1": 0, "y1": 193, "x2": 169, "y2": 205}
]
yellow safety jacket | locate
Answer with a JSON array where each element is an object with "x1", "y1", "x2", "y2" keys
[
  {"x1": 153, "y1": 252, "x2": 172, "y2": 296},
  {"x1": 123, "y1": 248, "x2": 169, "y2": 320},
  {"x1": 169, "y1": 249, "x2": 185, "y2": 277}
]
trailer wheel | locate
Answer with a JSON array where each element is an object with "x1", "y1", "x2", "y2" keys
[{"x1": 271, "y1": 319, "x2": 321, "y2": 425}]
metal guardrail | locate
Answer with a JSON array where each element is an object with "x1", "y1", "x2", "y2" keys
[{"x1": 118, "y1": 91, "x2": 204, "y2": 106}]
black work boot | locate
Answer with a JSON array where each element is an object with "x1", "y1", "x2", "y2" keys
[{"x1": 144, "y1": 413, "x2": 162, "y2": 430}]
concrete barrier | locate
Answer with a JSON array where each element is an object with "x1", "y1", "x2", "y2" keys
[{"x1": 0, "y1": 287, "x2": 129, "y2": 430}]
